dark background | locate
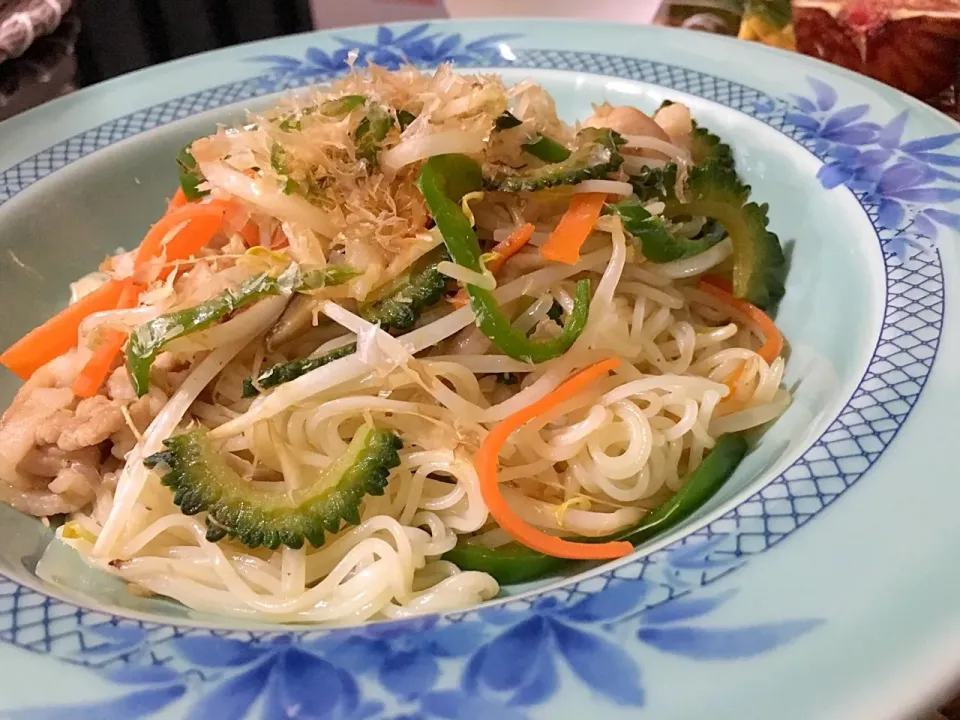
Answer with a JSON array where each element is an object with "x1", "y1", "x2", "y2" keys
[{"x1": 73, "y1": 0, "x2": 314, "y2": 86}]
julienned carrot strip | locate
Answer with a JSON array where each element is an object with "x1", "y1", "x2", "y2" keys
[
  {"x1": 486, "y1": 223, "x2": 536, "y2": 275},
  {"x1": 167, "y1": 188, "x2": 189, "y2": 213},
  {"x1": 73, "y1": 200, "x2": 230, "y2": 392},
  {"x1": 134, "y1": 200, "x2": 233, "y2": 272},
  {"x1": 451, "y1": 223, "x2": 536, "y2": 307},
  {"x1": 701, "y1": 275, "x2": 733, "y2": 294},
  {"x1": 73, "y1": 332, "x2": 127, "y2": 398},
  {"x1": 721, "y1": 364, "x2": 745, "y2": 395},
  {"x1": 3, "y1": 197, "x2": 233, "y2": 382},
  {"x1": 475, "y1": 357, "x2": 634, "y2": 560},
  {"x1": 699, "y1": 275, "x2": 784, "y2": 396},
  {"x1": 74, "y1": 200, "x2": 234, "y2": 392},
  {"x1": 700, "y1": 275, "x2": 743, "y2": 393},
  {"x1": 699, "y1": 276, "x2": 782, "y2": 363},
  {"x1": 72, "y1": 280, "x2": 144, "y2": 398},
  {"x1": 0, "y1": 280, "x2": 126, "y2": 380},
  {"x1": 540, "y1": 193, "x2": 607, "y2": 265},
  {"x1": 157, "y1": 213, "x2": 231, "y2": 281},
  {"x1": 272, "y1": 227, "x2": 289, "y2": 249},
  {"x1": 239, "y1": 220, "x2": 260, "y2": 247}
]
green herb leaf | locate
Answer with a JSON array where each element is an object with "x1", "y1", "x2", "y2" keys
[
  {"x1": 397, "y1": 109, "x2": 417, "y2": 130},
  {"x1": 319, "y1": 94, "x2": 366, "y2": 117},
  {"x1": 354, "y1": 103, "x2": 395, "y2": 169},
  {"x1": 606, "y1": 199, "x2": 721, "y2": 263},
  {"x1": 495, "y1": 111, "x2": 523, "y2": 130},
  {"x1": 522, "y1": 134, "x2": 572, "y2": 163},
  {"x1": 176, "y1": 146, "x2": 208, "y2": 201},
  {"x1": 270, "y1": 143, "x2": 290, "y2": 175}
]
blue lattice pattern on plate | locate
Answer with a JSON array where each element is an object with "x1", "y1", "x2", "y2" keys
[
  {"x1": 0, "y1": 79, "x2": 266, "y2": 203},
  {"x1": 0, "y1": 48, "x2": 944, "y2": 668}
]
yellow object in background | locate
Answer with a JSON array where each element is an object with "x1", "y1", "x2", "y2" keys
[{"x1": 738, "y1": 0, "x2": 796, "y2": 50}]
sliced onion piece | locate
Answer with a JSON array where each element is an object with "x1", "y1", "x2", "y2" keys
[
  {"x1": 621, "y1": 135, "x2": 691, "y2": 164},
  {"x1": 437, "y1": 261, "x2": 496, "y2": 291},
  {"x1": 652, "y1": 237, "x2": 732, "y2": 280},
  {"x1": 573, "y1": 180, "x2": 634, "y2": 197},
  {"x1": 381, "y1": 130, "x2": 487, "y2": 175},
  {"x1": 710, "y1": 388, "x2": 791, "y2": 435},
  {"x1": 78, "y1": 306, "x2": 162, "y2": 349},
  {"x1": 198, "y1": 162, "x2": 339, "y2": 239},
  {"x1": 422, "y1": 356, "x2": 535, "y2": 374}
]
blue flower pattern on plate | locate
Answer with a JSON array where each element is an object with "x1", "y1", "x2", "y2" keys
[
  {"x1": 251, "y1": 23, "x2": 518, "y2": 77},
  {"x1": 788, "y1": 77, "x2": 960, "y2": 262},
  {"x1": 171, "y1": 634, "x2": 379, "y2": 720},
  {"x1": 0, "y1": 24, "x2": 953, "y2": 719},
  {"x1": 16, "y1": 537, "x2": 821, "y2": 719}
]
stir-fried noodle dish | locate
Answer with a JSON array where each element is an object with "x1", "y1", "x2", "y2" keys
[{"x1": 0, "y1": 65, "x2": 789, "y2": 623}]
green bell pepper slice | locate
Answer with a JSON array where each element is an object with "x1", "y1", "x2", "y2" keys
[
  {"x1": 444, "y1": 433, "x2": 747, "y2": 584},
  {"x1": 416, "y1": 154, "x2": 591, "y2": 364},
  {"x1": 127, "y1": 265, "x2": 359, "y2": 397},
  {"x1": 522, "y1": 134, "x2": 572, "y2": 163}
]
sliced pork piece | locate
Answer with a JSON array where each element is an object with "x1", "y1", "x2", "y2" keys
[
  {"x1": 0, "y1": 386, "x2": 75, "y2": 487},
  {"x1": 36, "y1": 395, "x2": 126, "y2": 452}
]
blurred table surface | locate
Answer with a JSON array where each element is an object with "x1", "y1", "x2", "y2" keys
[{"x1": 0, "y1": 3, "x2": 959, "y2": 718}]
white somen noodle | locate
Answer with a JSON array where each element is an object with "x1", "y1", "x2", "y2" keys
[{"x1": 0, "y1": 63, "x2": 789, "y2": 625}]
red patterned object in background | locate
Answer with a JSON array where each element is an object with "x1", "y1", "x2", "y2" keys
[
  {"x1": 0, "y1": 10, "x2": 77, "y2": 121},
  {"x1": 793, "y1": 0, "x2": 960, "y2": 101},
  {"x1": 0, "y1": 0, "x2": 72, "y2": 64}
]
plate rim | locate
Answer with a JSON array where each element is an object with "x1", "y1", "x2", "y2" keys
[{"x1": 0, "y1": 18, "x2": 957, "y2": 719}]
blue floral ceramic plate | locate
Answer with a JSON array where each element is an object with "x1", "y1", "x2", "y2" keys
[{"x1": 0, "y1": 18, "x2": 959, "y2": 720}]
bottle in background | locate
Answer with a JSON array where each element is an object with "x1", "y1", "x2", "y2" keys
[
  {"x1": 739, "y1": 0, "x2": 796, "y2": 48},
  {"x1": 661, "y1": 0, "x2": 796, "y2": 48},
  {"x1": 660, "y1": 0, "x2": 744, "y2": 34}
]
